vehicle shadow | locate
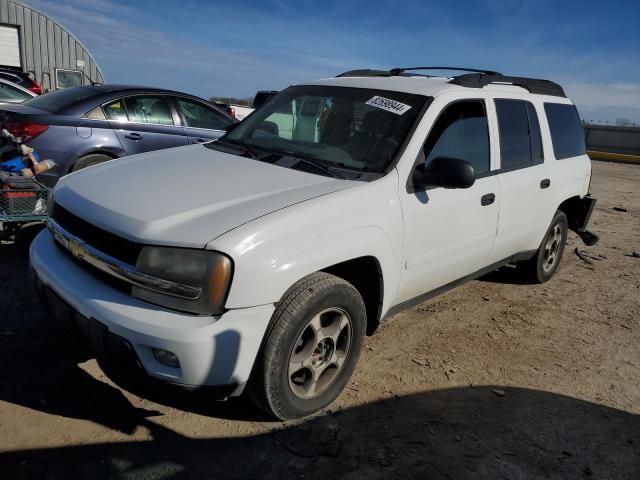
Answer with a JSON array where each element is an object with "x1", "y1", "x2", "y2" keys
[
  {"x1": 477, "y1": 263, "x2": 538, "y2": 285},
  {"x1": 1, "y1": 385, "x2": 639, "y2": 480}
]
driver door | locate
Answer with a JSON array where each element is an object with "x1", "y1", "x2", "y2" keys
[{"x1": 396, "y1": 98, "x2": 500, "y2": 304}]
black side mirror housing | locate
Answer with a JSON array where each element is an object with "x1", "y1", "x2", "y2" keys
[{"x1": 412, "y1": 156, "x2": 476, "y2": 190}]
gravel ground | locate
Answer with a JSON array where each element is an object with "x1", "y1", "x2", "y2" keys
[{"x1": 0, "y1": 160, "x2": 639, "y2": 479}]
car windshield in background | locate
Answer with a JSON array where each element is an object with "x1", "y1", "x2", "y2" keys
[
  {"x1": 217, "y1": 85, "x2": 426, "y2": 176},
  {"x1": 21, "y1": 86, "x2": 99, "y2": 112}
]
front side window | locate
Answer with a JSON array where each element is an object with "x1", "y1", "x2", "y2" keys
[
  {"x1": 177, "y1": 98, "x2": 232, "y2": 130},
  {"x1": 218, "y1": 85, "x2": 426, "y2": 176},
  {"x1": 544, "y1": 103, "x2": 586, "y2": 159},
  {"x1": 0, "y1": 82, "x2": 32, "y2": 103},
  {"x1": 495, "y1": 99, "x2": 544, "y2": 170},
  {"x1": 104, "y1": 96, "x2": 175, "y2": 125},
  {"x1": 423, "y1": 100, "x2": 490, "y2": 175}
]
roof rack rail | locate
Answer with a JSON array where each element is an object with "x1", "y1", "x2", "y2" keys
[
  {"x1": 388, "y1": 66, "x2": 502, "y2": 76},
  {"x1": 335, "y1": 68, "x2": 567, "y2": 98},
  {"x1": 337, "y1": 69, "x2": 394, "y2": 78},
  {"x1": 450, "y1": 73, "x2": 566, "y2": 97}
]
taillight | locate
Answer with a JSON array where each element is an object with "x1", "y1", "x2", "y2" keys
[
  {"x1": 5, "y1": 122, "x2": 49, "y2": 140},
  {"x1": 28, "y1": 84, "x2": 42, "y2": 95},
  {"x1": 228, "y1": 107, "x2": 236, "y2": 118}
]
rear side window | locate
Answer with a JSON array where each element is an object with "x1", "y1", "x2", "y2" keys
[
  {"x1": 544, "y1": 103, "x2": 586, "y2": 159},
  {"x1": 104, "y1": 96, "x2": 175, "y2": 125},
  {"x1": 495, "y1": 99, "x2": 543, "y2": 170},
  {"x1": 124, "y1": 96, "x2": 174, "y2": 125},
  {"x1": 423, "y1": 100, "x2": 490, "y2": 174}
]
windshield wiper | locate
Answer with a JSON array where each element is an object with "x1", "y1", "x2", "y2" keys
[
  {"x1": 213, "y1": 137, "x2": 260, "y2": 159},
  {"x1": 291, "y1": 157, "x2": 339, "y2": 178}
]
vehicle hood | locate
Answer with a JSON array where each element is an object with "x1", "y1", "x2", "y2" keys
[{"x1": 53, "y1": 144, "x2": 358, "y2": 248}]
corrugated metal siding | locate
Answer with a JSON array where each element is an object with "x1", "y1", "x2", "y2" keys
[{"x1": 0, "y1": 0, "x2": 104, "y2": 92}]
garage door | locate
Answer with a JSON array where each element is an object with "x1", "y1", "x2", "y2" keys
[{"x1": 0, "y1": 25, "x2": 21, "y2": 67}]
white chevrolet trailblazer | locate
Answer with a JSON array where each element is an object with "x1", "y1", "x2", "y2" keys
[{"x1": 30, "y1": 67, "x2": 598, "y2": 419}]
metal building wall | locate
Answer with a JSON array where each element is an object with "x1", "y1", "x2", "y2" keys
[
  {"x1": 584, "y1": 124, "x2": 640, "y2": 156},
  {"x1": 0, "y1": 0, "x2": 104, "y2": 92}
]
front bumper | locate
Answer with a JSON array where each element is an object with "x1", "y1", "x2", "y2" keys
[{"x1": 30, "y1": 230, "x2": 274, "y2": 394}]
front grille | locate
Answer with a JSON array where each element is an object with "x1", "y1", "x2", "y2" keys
[
  {"x1": 50, "y1": 202, "x2": 142, "y2": 295},
  {"x1": 52, "y1": 239, "x2": 132, "y2": 295},
  {"x1": 51, "y1": 203, "x2": 142, "y2": 265}
]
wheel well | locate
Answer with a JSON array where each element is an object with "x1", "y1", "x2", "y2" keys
[
  {"x1": 322, "y1": 256, "x2": 383, "y2": 335},
  {"x1": 68, "y1": 151, "x2": 118, "y2": 173},
  {"x1": 557, "y1": 196, "x2": 583, "y2": 231}
]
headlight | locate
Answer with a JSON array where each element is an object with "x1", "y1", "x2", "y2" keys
[{"x1": 132, "y1": 246, "x2": 232, "y2": 315}]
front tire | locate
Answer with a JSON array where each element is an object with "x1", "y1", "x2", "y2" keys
[
  {"x1": 521, "y1": 210, "x2": 568, "y2": 283},
  {"x1": 248, "y1": 272, "x2": 367, "y2": 420}
]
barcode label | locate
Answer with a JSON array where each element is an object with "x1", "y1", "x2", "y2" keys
[{"x1": 365, "y1": 96, "x2": 412, "y2": 115}]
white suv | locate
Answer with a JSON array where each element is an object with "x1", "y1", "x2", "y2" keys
[{"x1": 30, "y1": 67, "x2": 598, "y2": 419}]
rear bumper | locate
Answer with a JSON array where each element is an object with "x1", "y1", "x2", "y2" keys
[
  {"x1": 30, "y1": 230, "x2": 274, "y2": 394},
  {"x1": 571, "y1": 195, "x2": 599, "y2": 246}
]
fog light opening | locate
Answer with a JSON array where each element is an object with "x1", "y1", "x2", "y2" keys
[{"x1": 152, "y1": 348, "x2": 180, "y2": 368}]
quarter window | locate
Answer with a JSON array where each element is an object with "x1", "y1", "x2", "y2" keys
[
  {"x1": 495, "y1": 99, "x2": 543, "y2": 170},
  {"x1": 544, "y1": 103, "x2": 586, "y2": 159},
  {"x1": 423, "y1": 100, "x2": 490, "y2": 175},
  {"x1": 177, "y1": 98, "x2": 232, "y2": 130}
]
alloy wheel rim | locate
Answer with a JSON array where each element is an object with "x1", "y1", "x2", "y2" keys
[
  {"x1": 288, "y1": 307, "x2": 352, "y2": 399},
  {"x1": 542, "y1": 224, "x2": 562, "y2": 273}
]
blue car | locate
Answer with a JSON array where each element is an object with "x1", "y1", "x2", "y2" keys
[{"x1": 0, "y1": 85, "x2": 235, "y2": 186}]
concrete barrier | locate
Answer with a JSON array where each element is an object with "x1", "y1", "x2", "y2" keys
[{"x1": 588, "y1": 150, "x2": 640, "y2": 164}]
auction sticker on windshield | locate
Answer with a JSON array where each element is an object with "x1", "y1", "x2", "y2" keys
[{"x1": 365, "y1": 96, "x2": 412, "y2": 115}]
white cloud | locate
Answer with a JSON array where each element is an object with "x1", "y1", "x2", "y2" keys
[{"x1": 565, "y1": 83, "x2": 640, "y2": 109}]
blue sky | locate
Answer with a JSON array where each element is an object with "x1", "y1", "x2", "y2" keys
[{"x1": 29, "y1": 0, "x2": 640, "y2": 122}]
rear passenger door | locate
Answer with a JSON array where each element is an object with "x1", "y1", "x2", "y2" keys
[
  {"x1": 104, "y1": 95, "x2": 188, "y2": 155},
  {"x1": 174, "y1": 97, "x2": 233, "y2": 144},
  {"x1": 488, "y1": 97, "x2": 554, "y2": 262}
]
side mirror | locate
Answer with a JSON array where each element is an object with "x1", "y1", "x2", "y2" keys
[
  {"x1": 256, "y1": 121, "x2": 279, "y2": 136},
  {"x1": 412, "y1": 156, "x2": 475, "y2": 190}
]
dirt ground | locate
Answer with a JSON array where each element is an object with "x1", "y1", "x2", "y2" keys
[{"x1": 1, "y1": 160, "x2": 639, "y2": 479}]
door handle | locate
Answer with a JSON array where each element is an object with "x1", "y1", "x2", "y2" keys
[
  {"x1": 481, "y1": 193, "x2": 496, "y2": 206},
  {"x1": 540, "y1": 179, "x2": 551, "y2": 189},
  {"x1": 124, "y1": 132, "x2": 143, "y2": 140},
  {"x1": 193, "y1": 138, "x2": 208, "y2": 143}
]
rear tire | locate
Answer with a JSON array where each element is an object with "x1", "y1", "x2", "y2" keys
[
  {"x1": 248, "y1": 272, "x2": 367, "y2": 420},
  {"x1": 520, "y1": 210, "x2": 568, "y2": 283},
  {"x1": 72, "y1": 153, "x2": 113, "y2": 172}
]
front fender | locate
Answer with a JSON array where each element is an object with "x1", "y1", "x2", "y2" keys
[{"x1": 208, "y1": 172, "x2": 404, "y2": 314}]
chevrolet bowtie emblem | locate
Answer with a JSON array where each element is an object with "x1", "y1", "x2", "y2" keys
[{"x1": 68, "y1": 238, "x2": 86, "y2": 259}]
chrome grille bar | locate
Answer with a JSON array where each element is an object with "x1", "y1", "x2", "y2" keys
[{"x1": 48, "y1": 218, "x2": 202, "y2": 300}]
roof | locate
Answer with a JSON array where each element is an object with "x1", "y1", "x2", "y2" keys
[{"x1": 71, "y1": 84, "x2": 184, "y2": 95}]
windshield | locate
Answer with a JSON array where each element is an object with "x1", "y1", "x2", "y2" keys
[{"x1": 217, "y1": 85, "x2": 426, "y2": 177}]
